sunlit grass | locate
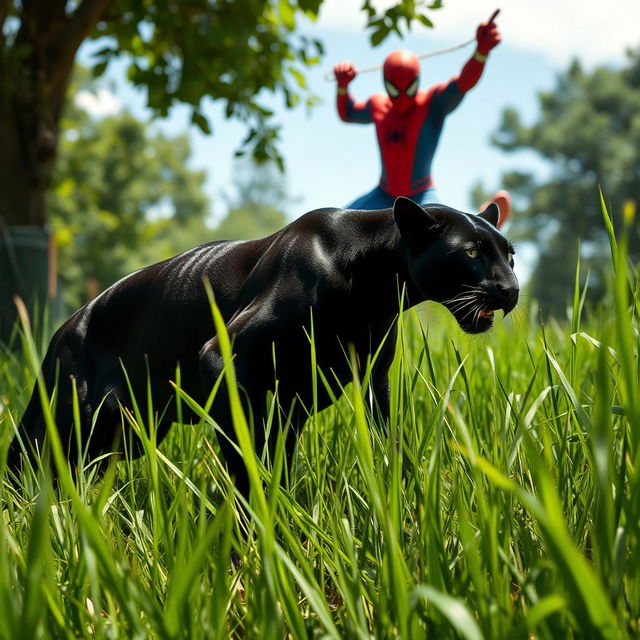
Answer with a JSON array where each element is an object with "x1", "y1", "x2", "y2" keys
[{"x1": 0, "y1": 199, "x2": 638, "y2": 638}]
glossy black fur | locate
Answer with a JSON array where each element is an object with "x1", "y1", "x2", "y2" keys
[{"x1": 8, "y1": 198, "x2": 518, "y2": 495}]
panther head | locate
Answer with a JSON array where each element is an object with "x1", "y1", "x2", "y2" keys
[{"x1": 393, "y1": 196, "x2": 519, "y2": 334}]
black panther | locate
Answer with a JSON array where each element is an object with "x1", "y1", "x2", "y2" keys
[{"x1": 7, "y1": 197, "x2": 518, "y2": 495}]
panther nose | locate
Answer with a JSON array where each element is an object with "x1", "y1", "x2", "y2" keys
[{"x1": 496, "y1": 282, "x2": 519, "y2": 311}]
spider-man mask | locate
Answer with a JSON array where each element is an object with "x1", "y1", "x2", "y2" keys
[{"x1": 383, "y1": 50, "x2": 420, "y2": 115}]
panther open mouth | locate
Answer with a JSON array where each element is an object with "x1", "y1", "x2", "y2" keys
[
  {"x1": 457, "y1": 306, "x2": 498, "y2": 334},
  {"x1": 441, "y1": 289, "x2": 501, "y2": 334}
]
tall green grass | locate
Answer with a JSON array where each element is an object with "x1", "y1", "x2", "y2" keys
[{"x1": 0, "y1": 199, "x2": 638, "y2": 639}]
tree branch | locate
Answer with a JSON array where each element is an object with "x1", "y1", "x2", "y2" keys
[
  {"x1": 64, "y1": 0, "x2": 113, "y2": 53},
  {"x1": 51, "y1": 0, "x2": 112, "y2": 92}
]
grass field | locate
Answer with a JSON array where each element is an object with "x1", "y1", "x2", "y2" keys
[{"x1": 0, "y1": 201, "x2": 638, "y2": 639}]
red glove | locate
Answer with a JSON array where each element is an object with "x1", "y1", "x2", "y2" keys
[
  {"x1": 334, "y1": 62, "x2": 356, "y2": 88},
  {"x1": 476, "y1": 9, "x2": 501, "y2": 55}
]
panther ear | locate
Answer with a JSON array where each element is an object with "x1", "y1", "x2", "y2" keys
[
  {"x1": 393, "y1": 197, "x2": 441, "y2": 248},
  {"x1": 477, "y1": 202, "x2": 500, "y2": 227}
]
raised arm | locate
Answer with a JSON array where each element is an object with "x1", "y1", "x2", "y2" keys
[
  {"x1": 457, "y1": 9, "x2": 501, "y2": 91},
  {"x1": 433, "y1": 9, "x2": 502, "y2": 114},
  {"x1": 334, "y1": 62, "x2": 373, "y2": 124}
]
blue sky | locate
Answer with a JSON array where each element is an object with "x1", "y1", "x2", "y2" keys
[{"x1": 77, "y1": 0, "x2": 639, "y2": 278}]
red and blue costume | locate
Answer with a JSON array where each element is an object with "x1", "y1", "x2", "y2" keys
[{"x1": 335, "y1": 12, "x2": 502, "y2": 210}]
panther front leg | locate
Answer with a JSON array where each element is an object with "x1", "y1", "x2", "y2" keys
[
  {"x1": 198, "y1": 300, "x2": 305, "y2": 502},
  {"x1": 369, "y1": 324, "x2": 398, "y2": 427}
]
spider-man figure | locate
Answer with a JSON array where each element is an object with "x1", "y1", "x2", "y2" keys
[{"x1": 335, "y1": 10, "x2": 511, "y2": 227}]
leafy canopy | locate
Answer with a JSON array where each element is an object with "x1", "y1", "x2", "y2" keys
[{"x1": 85, "y1": 0, "x2": 442, "y2": 166}]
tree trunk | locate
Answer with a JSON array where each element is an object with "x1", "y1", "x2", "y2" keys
[
  {"x1": 0, "y1": 0, "x2": 111, "y2": 341},
  {"x1": 0, "y1": 77, "x2": 63, "y2": 228},
  {"x1": 0, "y1": 1, "x2": 80, "y2": 227}
]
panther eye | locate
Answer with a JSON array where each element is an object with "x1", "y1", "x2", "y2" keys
[
  {"x1": 405, "y1": 78, "x2": 418, "y2": 97},
  {"x1": 385, "y1": 80, "x2": 400, "y2": 98},
  {"x1": 465, "y1": 247, "x2": 479, "y2": 259},
  {"x1": 508, "y1": 252, "x2": 514, "y2": 263}
]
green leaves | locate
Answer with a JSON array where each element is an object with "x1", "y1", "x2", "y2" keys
[
  {"x1": 190, "y1": 110, "x2": 211, "y2": 135},
  {"x1": 363, "y1": 0, "x2": 439, "y2": 46},
  {"x1": 85, "y1": 0, "x2": 439, "y2": 166}
]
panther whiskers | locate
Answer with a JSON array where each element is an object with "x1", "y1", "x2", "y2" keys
[{"x1": 443, "y1": 287, "x2": 486, "y2": 318}]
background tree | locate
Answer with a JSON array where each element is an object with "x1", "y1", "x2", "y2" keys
[
  {"x1": 49, "y1": 87, "x2": 210, "y2": 310},
  {"x1": 480, "y1": 50, "x2": 640, "y2": 316}
]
